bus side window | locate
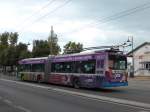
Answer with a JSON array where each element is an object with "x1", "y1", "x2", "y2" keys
[
  {"x1": 51, "y1": 63, "x2": 64, "y2": 73},
  {"x1": 32, "y1": 64, "x2": 45, "y2": 72},
  {"x1": 63, "y1": 62, "x2": 73, "y2": 73},
  {"x1": 81, "y1": 60, "x2": 96, "y2": 74},
  {"x1": 22, "y1": 64, "x2": 31, "y2": 72}
]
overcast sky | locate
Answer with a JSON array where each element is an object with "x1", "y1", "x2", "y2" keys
[{"x1": 0, "y1": 0, "x2": 150, "y2": 51}]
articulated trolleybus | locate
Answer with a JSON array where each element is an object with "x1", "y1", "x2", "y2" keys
[{"x1": 18, "y1": 48, "x2": 128, "y2": 88}]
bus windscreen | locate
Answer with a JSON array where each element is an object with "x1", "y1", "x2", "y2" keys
[{"x1": 108, "y1": 55, "x2": 127, "y2": 70}]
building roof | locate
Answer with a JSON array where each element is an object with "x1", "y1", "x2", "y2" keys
[{"x1": 127, "y1": 42, "x2": 150, "y2": 56}]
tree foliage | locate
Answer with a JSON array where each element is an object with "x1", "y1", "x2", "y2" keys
[
  {"x1": 0, "y1": 31, "x2": 84, "y2": 72},
  {"x1": 16, "y1": 42, "x2": 32, "y2": 60},
  {"x1": 32, "y1": 31, "x2": 61, "y2": 57},
  {"x1": 0, "y1": 32, "x2": 31, "y2": 72},
  {"x1": 63, "y1": 41, "x2": 83, "y2": 54},
  {"x1": 32, "y1": 40, "x2": 50, "y2": 57},
  {"x1": 9, "y1": 32, "x2": 18, "y2": 46}
]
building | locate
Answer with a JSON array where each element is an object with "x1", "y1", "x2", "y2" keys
[{"x1": 128, "y1": 42, "x2": 150, "y2": 76}]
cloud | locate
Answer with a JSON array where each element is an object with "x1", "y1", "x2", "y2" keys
[{"x1": 1, "y1": 0, "x2": 150, "y2": 51}]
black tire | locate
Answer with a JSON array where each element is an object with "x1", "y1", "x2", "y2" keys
[
  {"x1": 37, "y1": 75, "x2": 41, "y2": 83},
  {"x1": 73, "y1": 78, "x2": 80, "y2": 89}
]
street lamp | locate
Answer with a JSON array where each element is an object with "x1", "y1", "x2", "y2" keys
[{"x1": 127, "y1": 36, "x2": 134, "y2": 77}]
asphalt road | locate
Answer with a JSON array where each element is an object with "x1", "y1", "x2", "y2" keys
[{"x1": 0, "y1": 75, "x2": 150, "y2": 112}]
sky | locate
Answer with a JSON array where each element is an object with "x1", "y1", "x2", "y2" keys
[{"x1": 0, "y1": 0, "x2": 150, "y2": 52}]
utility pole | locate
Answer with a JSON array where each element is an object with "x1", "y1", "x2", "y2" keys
[
  {"x1": 131, "y1": 36, "x2": 134, "y2": 77},
  {"x1": 127, "y1": 36, "x2": 134, "y2": 77}
]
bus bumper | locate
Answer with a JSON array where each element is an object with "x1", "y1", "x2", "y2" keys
[{"x1": 102, "y1": 81, "x2": 128, "y2": 87}]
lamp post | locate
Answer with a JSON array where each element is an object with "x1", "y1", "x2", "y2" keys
[{"x1": 127, "y1": 36, "x2": 134, "y2": 77}]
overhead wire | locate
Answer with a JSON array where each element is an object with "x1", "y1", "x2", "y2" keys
[
  {"x1": 18, "y1": 0, "x2": 72, "y2": 32},
  {"x1": 94, "y1": 2, "x2": 150, "y2": 26},
  {"x1": 63, "y1": 1, "x2": 150, "y2": 35},
  {"x1": 16, "y1": 0, "x2": 56, "y2": 29}
]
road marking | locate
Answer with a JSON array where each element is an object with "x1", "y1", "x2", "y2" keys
[
  {"x1": 3, "y1": 99, "x2": 12, "y2": 105},
  {"x1": 2, "y1": 98, "x2": 32, "y2": 112},
  {"x1": 15, "y1": 105, "x2": 32, "y2": 112},
  {"x1": 1, "y1": 78, "x2": 150, "y2": 110},
  {"x1": 139, "y1": 110, "x2": 148, "y2": 112},
  {"x1": 50, "y1": 88, "x2": 150, "y2": 110}
]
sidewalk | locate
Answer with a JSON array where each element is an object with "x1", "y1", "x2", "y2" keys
[
  {"x1": 129, "y1": 76, "x2": 150, "y2": 81},
  {"x1": 0, "y1": 73, "x2": 17, "y2": 81}
]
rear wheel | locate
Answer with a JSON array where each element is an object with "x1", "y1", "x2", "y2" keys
[
  {"x1": 37, "y1": 75, "x2": 42, "y2": 83},
  {"x1": 73, "y1": 78, "x2": 80, "y2": 89}
]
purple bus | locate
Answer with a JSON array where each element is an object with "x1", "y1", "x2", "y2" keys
[{"x1": 18, "y1": 49, "x2": 128, "y2": 88}]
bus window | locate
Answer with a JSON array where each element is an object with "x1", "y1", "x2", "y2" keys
[
  {"x1": 63, "y1": 62, "x2": 73, "y2": 73},
  {"x1": 51, "y1": 63, "x2": 64, "y2": 72},
  {"x1": 108, "y1": 55, "x2": 127, "y2": 70},
  {"x1": 19, "y1": 64, "x2": 31, "y2": 72},
  {"x1": 81, "y1": 60, "x2": 96, "y2": 74},
  {"x1": 32, "y1": 64, "x2": 45, "y2": 72}
]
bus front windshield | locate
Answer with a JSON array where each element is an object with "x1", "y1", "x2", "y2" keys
[{"x1": 108, "y1": 55, "x2": 127, "y2": 70}]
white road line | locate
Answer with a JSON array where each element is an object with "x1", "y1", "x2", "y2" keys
[
  {"x1": 139, "y1": 110, "x2": 148, "y2": 112},
  {"x1": 2, "y1": 98, "x2": 32, "y2": 112},
  {"x1": 3, "y1": 99, "x2": 13, "y2": 105},
  {"x1": 1, "y1": 78, "x2": 150, "y2": 110},
  {"x1": 50, "y1": 88, "x2": 150, "y2": 110},
  {"x1": 15, "y1": 105, "x2": 32, "y2": 112}
]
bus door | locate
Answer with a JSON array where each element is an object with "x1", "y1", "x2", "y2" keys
[{"x1": 106, "y1": 54, "x2": 127, "y2": 82}]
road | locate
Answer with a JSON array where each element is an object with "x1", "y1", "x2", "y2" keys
[{"x1": 0, "y1": 75, "x2": 150, "y2": 112}]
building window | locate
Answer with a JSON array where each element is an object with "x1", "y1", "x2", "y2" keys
[{"x1": 146, "y1": 64, "x2": 149, "y2": 69}]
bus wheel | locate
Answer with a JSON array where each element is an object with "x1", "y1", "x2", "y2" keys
[
  {"x1": 73, "y1": 78, "x2": 80, "y2": 89},
  {"x1": 37, "y1": 75, "x2": 41, "y2": 83}
]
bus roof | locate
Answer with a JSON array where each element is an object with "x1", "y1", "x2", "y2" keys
[
  {"x1": 19, "y1": 57, "x2": 48, "y2": 64},
  {"x1": 18, "y1": 49, "x2": 123, "y2": 64}
]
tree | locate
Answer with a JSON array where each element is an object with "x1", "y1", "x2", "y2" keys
[
  {"x1": 63, "y1": 41, "x2": 83, "y2": 54},
  {"x1": 9, "y1": 32, "x2": 18, "y2": 46},
  {"x1": 16, "y1": 42, "x2": 32, "y2": 60},
  {"x1": 32, "y1": 40, "x2": 50, "y2": 57},
  {"x1": 0, "y1": 32, "x2": 9, "y2": 49},
  {"x1": 0, "y1": 32, "x2": 30, "y2": 72},
  {"x1": 0, "y1": 32, "x2": 9, "y2": 69}
]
